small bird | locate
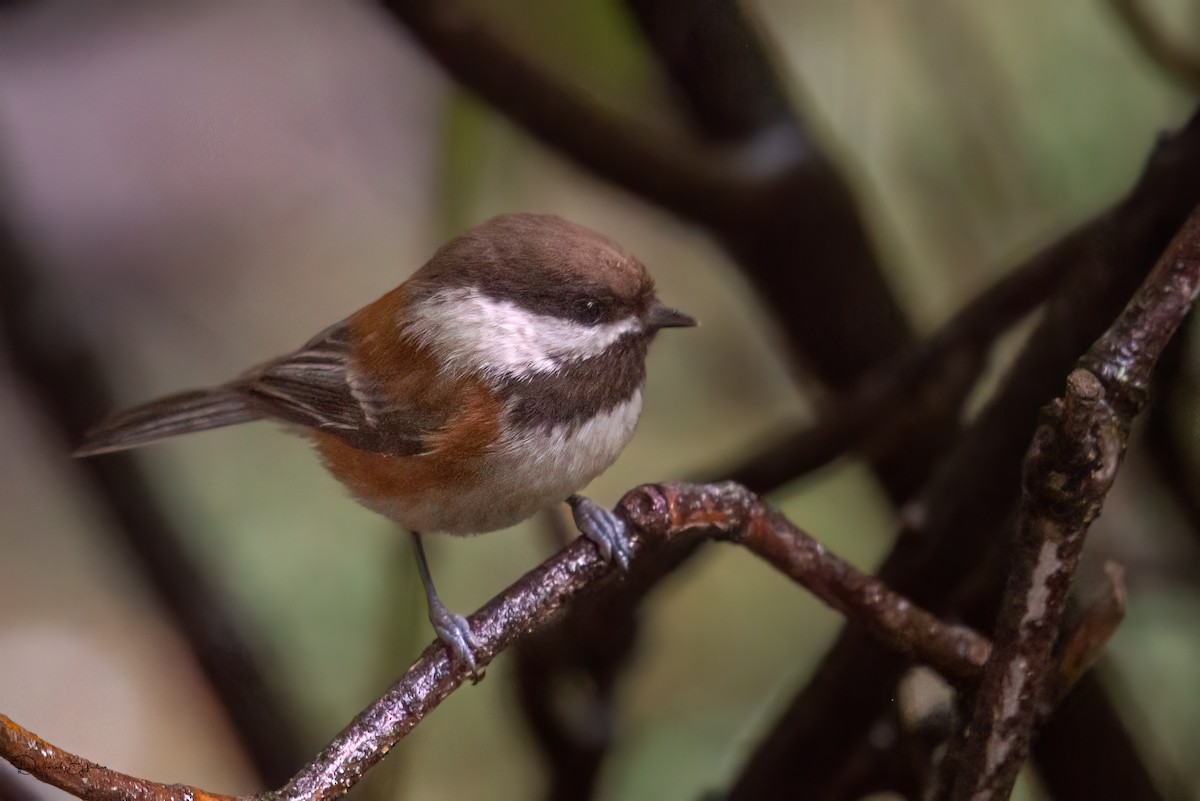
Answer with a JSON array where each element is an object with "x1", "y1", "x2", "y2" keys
[{"x1": 76, "y1": 213, "x2": 695, "y2": 672}]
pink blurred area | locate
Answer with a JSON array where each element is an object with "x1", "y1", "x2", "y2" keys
[{"x1": 0, "y1": 1, "x2": 444, "y2": 356}]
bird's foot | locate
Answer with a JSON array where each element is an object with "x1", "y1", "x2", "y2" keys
[
  {"x1": 568, "y1": 494, "x2": 633, "y2": 571},
  {"x1": 428, "y1": 597, "x2": 483, "y2": 682}
]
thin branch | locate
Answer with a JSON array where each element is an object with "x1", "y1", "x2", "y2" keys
[
  {"x1": 1111, "y1": 0, "x2": 1200, "y2": 95},
  {"x1": 2, "y1": 481, "x2": 994, "y2": 801},
  {"x1": 942, "y1": 203, "x2": 1200, "y2": 801},
  {"x1": 731, "y1": 108, "x2": 1200, "y2": 801},
  {"x1": 0, "y1": 188, "x2": 305, "y2": 786}
]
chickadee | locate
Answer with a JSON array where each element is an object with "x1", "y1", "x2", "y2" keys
[{"x1": 76, "y1": 213, "x2": 695, "y2": 672}]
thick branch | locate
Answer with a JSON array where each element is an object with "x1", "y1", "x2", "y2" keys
[
  {"x1": 943, "y1": 204, "x2": 1200, "y2": 800},
  {"x1": 2, "y1": 482, "x2": 991, "y2": 801}
]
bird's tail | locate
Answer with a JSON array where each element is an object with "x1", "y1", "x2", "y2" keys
[{"x1": 74, "y1": 388, "x2": 260, "y2": 457}]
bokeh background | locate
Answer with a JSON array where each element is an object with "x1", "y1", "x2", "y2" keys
[{"x1": 0, "y1": 1, "x2": 1198, "y2": 799}]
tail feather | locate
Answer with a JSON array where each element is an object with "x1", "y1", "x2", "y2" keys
[{"x1": 74, "y1": 388, "x2": 259, "y2": 457}]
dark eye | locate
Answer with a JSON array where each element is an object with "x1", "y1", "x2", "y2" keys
[{"x1": 572, "y1": 297, "x2": 605, "y2": 325}]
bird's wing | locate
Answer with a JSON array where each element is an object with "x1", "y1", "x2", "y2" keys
[{"x1": 240, "y1": 321, "x2": 435, "y2": 456}]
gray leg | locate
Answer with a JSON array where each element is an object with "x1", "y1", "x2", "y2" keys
[
  {"x1": 410, "y1": 531, "x2": 480, "y2": 677},
  {"x1": 567, "y1": 494, "x2": 634, "y2": 570}
]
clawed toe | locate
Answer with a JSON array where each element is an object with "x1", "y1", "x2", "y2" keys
[
  {"x1": 568, "y1": 495, "x2": 634, "y2": 571},
  {"x1": 430, "y1": 603, "x2": 483, "y2": 681}
]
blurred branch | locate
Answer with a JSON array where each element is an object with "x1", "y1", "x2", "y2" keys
[
  {"x1": 1033, "y1": 670, "x2": 1172, "y2": 801},
  {"x1": 941, "y1": 202, "x2": 1200, "y2": 801},
  {"x1": 374, "y1": 0, "x2": 752, "y2": 230},
  {"x1": 1142, "y1": 315, "x2": 1200, "y2": 556},
  {"x1": 0, "y1": 767, "x2": 45, "y2": 801},
  {"x1": 0, "y1": 191, "x2": 304, "y2": 786},
  {"x1": 719, "y1": 243, "x2": 1070, "y2": 491},
  {"x1": 1044, "y1": 562, "x2": 1126, "y2": 709},
  {"x1": 1, "y1": 480, "x2": 1007, "y2": 801},
  {"x1": 624, "y1": 0, "x2": 801, "y2": 153},
  {"x1": 731, "y1": 109, "x2": 1200, "y2": 801},
  {"x1": 514, "y1": 510, "x2": 634, "y2": 801},
  {"x1": 1111, "y1": 0, "x2": 1200, "y2": 95}
]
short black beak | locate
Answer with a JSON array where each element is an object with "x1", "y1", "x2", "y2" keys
[{"x1": 647, "y1": 302, "x2": 697, "y2": 331}]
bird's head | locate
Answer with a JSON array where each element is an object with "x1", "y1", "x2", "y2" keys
[{"x1": 401, "y1": 213, "x2": 695, "y2": 380}]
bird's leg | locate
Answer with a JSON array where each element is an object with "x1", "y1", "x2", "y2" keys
[
  {"x1": 567, "y1": 494, "x2": 633, "y2": 571},
  {"x1": 410, "y1": 531, "x2": 481, "y2": 680}
]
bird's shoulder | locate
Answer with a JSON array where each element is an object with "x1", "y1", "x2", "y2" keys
[{"x1": 237, "y1": 290, "x2": 480, "y2": 456}]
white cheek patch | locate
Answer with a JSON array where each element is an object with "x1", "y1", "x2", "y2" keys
[{"x1": 402, "y1": 286, "x2": 642, "y2": 379}]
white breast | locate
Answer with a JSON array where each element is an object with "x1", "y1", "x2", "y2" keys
[{"x1": 400, "y1": 390, "x2": 644, "y2": 535}]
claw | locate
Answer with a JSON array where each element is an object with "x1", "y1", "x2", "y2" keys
[
  {"x1": 568, "y1": 495, "x2": 634, "y2": 571},
  {"x1": 429, "y1": 599, "x2": 483, "y2": 682}
]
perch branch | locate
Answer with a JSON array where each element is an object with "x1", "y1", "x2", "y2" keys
[
  {"x1": 3, "y1": 481, "x2": 994, "y2": 801},
  {"x1": 943, "y1": 203, "x2": 1200, "y2": 801}
]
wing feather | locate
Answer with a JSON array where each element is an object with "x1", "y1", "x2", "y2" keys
[{"x1": 240, "y1": 322, "x2": 430, "y2": 456}]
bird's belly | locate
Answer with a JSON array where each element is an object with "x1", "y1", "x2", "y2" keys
[{"x1": 319, "y1": 391, "x2": 643, "y2": 535}]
